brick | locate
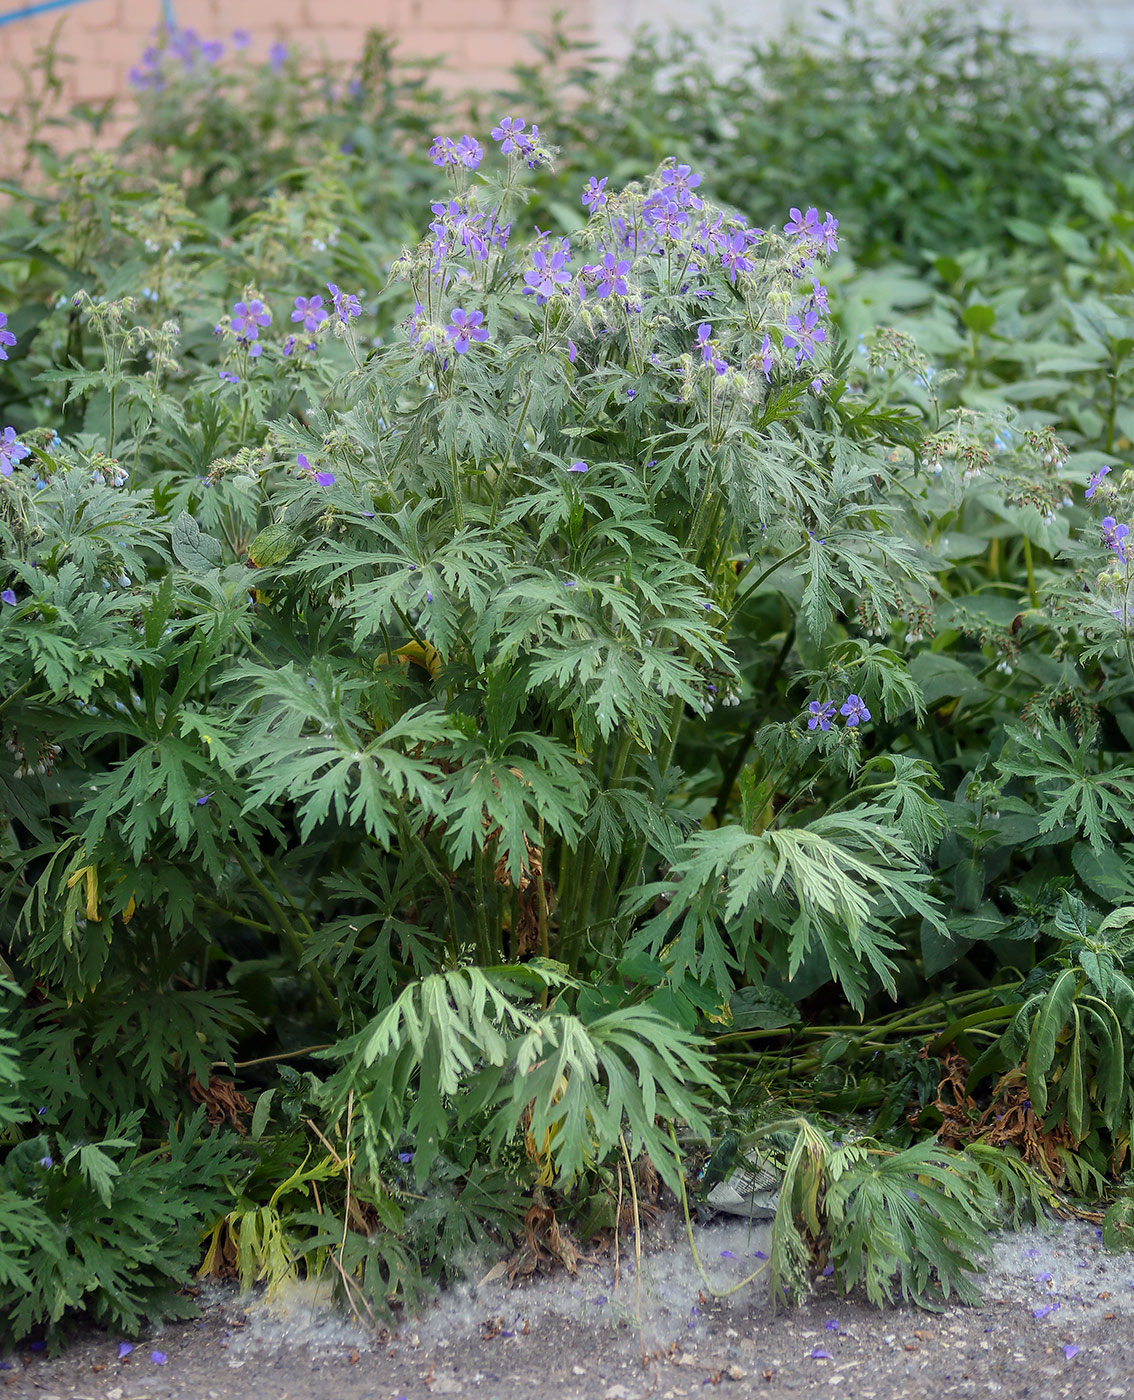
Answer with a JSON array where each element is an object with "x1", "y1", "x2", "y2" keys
[
  {"x1": 415, "y1": 0, "x2": 509, "y2": 28},
  {"x1": 300, "y1": 0, "x2": 403, "y2": 27}
]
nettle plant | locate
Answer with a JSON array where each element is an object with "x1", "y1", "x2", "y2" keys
[{"x1": 0, "y1": 120, "x2": 1082, "y2": 1334}]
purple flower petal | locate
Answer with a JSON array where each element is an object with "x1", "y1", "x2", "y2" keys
[
  {"x1": 1064, "y1": 1345, "x2": 1079, "y2": 1360},
  {"x1": 151, "y1": 1350, "x2": 167, "y2": 1365},
  {"x1": 0, "y1": 589, "x2": 16, "y2": 606},
  {"x1": 118, "y1": 1342, "x2": 134, "y2": 1359},
  {"x1": 719, "y1": 1250, "x2": 737, "y2": 1259},
  {"x1": 314, "y1": 471, "x2": 335, "y2": 487},
  {"x1": 567, "y1": 460, "x2": 588, "y2": 473},
  {"x1": 811, "y1": 1347, "x2": 832, "y2": 1360},
  {"x1": 825, "y1": 1319, "x2": 838, "y2": 1331}
]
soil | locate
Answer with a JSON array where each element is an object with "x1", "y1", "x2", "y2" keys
[{"x1": 6, "y1": 1216, "x2": 1134, "y2": 1400}]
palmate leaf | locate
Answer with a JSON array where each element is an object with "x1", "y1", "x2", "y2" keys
[
  {"x1": 823, "y1": 1136, "x2": 995, "y2": 1308},
  {"x1": 328, "y1": 965, "x2": 562, "y2": 1185},
  {"x1": 489, "y1": 1005, "x2": 724, "y2": 1196},
  {"x1": 997, "y1": 718, "x2": 1134, "y2": 852},
  {"x1": 440, "y1": 730, "x2": 587, "y2": 882},
  {"x1": 629, "y1": 807, "x2": 941, "y2": 1010}
]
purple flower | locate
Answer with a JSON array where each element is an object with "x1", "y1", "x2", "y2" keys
[
  {"x1": 232, "y1": 298, "x2": 271, "y2": 341},
  {"x1": 567, "y1": 460, "x2": 588, "y2": 473},
  {"x1": 783, "y1": 309, "x2": 827, "y2": 365},
  {"x1": 429, "y1": 135, "x2": 456, "y2": 166},
  {"x1": 825, "y1": 1319, "x2": 838, "y2": 1331},
  {"x1": 594, "y1": 253, "x2": 631, "y2": 299},
  {"x1": 0, "y1": 426, "x2": 29, "y2": 477},
  {"x1": 784, "y1": 206, "x2": 822, "y2": 239},
  {"x1": 695, "y1": 323, "x2": 727, "y2": 375},
  {"x1": 425, "y1": 590, "x2": 433, "y2": 603},
  {"x1": 269, "y1": 40, "x2": 288, "y2": 71},
  {"x1": 445, "y1": 307, "x2": 489, "y2": 354},
  {"x1": 200, "y1": 39, "x2": 224, "y2": 63},
  {"x1": 291, "y1": 295, "x2": 328, "y2": 333},
  {"x1": 820, "y1": 1262, "x2": 834, "y2": 1276},
  {"x1": 660, "y1": 162, "x2": 703, "y2": 209},
  {"x1": 38, "y1": 1154, "x2": 53, "y2": 1167},
  {"x1": 490, "y1": 115, "x2": 526, "y2": 154},
  {"x1": 0, "y1": 589, "x2": 16, "y2": 606},
  {"x1": 232, "y1": 28, "x2": 251, "y2": 49},
  {"x1": 455, "y1": 134, "x2": 483, "y2": 169},
  {"x1": 821, "y1": 213, "x2": 839, "y2": 253},
  {"x1": 808, "y1": 700, "x2": 836, "y2": 731},
  {"x1": 0, "y1": 312, "x2": 16, "y2": 360},
  {"x1": 1086, "y1": 465, "x2": 1111, "y2": 498},
  {"x1": 326, "y1": 284, "x2": 362, "y2": 325},
  {"x1": 151, "y1": 1351, "x2": 167, "y2": 1365},
  {"x1": 582, "y1": 176, "x2": 608, "y2": 209},
  {"x1": 840, "y1": 694, "x2": 870, "y2": 727},
  {"x1": 1102, "y1": 516, "x2": 1130, "y2": 558},
  {"x1": 811, "y1": 1348, "x2": 832, "y2": 1360},
  {"x1": 118, "y1": 1342, "x2": 134, "y2": 1358},
  {"x1": 719, "y1": 229, "x2": 753, "y2": 283},
  {"x1": 808, "y1": 279, "x2": 830, "y2": 315},
  {"x1": 644, "y1": 195, "x2": 687, "y2": 240},
  {"x1": 195, "y1": 793, "x2": 211, "y2": 806},
  {"x1": 397, "y1": 1151, "x2": 414, "y2": 1163},
  {"x1": 567, "y1": 339, "x2": 578, "y2": 363},
  {"x1": 218, "y1": 370, "x2": 239, "y2": 383},
  {"x1": 1063, "y1": 1345, "x2": 1079, "y2": 1360},
  {"x1": 315, "y1": 471, "x2": 335, "y2": 487},
  {"x1": 523, "y1": 246, "x2": 572, "y2": 300},
  {"x1": 760, "y1": 333, "x2": 775, "y2": 380},
  {"x1": 720, "y1": 1250, "x2": 737, "y2": 1259}
]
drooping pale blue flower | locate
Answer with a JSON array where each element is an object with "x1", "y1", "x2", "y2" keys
[
  {"x1": 840, "y1": 694, "x2": 870, "y2": 727},
  {"x1": 445, "y1": 307, "x2": 488, "y2": 354},
  {"x1": 807, "y1": 700, "x2": 836, "y2": 731},
  {"x1": 291, "y1": 295, "x2": 328, "y2": 333},
  {"x1": 0, "y1": 426, "x2": 29, "y2": 477},
  {"x1": 0, "y1": 312, "x2": 16, "y2": 361},
  {"x1": 582, "y1": 176, "x2": 608, "y2": 210},
  {"x1": 1086, "y1": 465, "x2": 1111, "y2": 499}
]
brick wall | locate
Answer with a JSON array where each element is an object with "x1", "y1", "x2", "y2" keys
[
  {"x1": 0, "y1": 0, "x2": 1128, "y2": 145},
  {"x1": 0, "y1": 0, "x2": 583, "y2": 118}
]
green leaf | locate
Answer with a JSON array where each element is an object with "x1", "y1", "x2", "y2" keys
[
  {"x1": 170, "y1": 512, "x2": 222, "y2": 572},
  {"x1": 1026, "y1": 968, "x2": 1077, "y2": 1115}
]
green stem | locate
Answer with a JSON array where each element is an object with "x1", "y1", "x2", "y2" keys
[
  {"x1": 233, "y1": 849, "x2": 340, "y2": 1016},
  {"x1": 1022, "y1": 534, "x2": 1039, "y2": 609},
  {"x1": 711, "y1": 625, "x2": 795, "y2": 824}
]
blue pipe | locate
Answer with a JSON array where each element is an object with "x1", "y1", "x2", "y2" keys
[
  {"x1": 0, "y1": 0, "x2": 175, "y2": 27},
  {"x1": 0, "y1": 0, "x2": 92, "y2": 25}
]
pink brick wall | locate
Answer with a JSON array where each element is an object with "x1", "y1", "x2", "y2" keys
[{"x1": 0, "y1": 0, "x2": 588, "y2": 124}]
